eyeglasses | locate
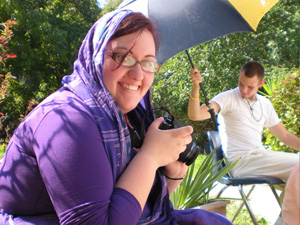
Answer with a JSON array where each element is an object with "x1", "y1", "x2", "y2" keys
[{"x1": 106, "y1": 51, "x2": 161, "y2": 73}]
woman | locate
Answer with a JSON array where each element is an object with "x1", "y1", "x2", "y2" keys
[{"x1": 0, "y1": 9, "x2": 232, "y2": 224}]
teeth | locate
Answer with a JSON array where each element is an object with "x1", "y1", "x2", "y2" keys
[{"x1": 123, "y1": 83, "x2": 138, "y2": 91}]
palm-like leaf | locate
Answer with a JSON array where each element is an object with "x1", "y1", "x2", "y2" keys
[{"x1": 170, "y1": 149, "x2": 238, "y2": 209}]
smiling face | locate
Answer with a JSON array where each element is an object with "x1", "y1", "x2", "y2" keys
[
  {"x1": 238, "y1": 71, "x2": 265, "y2": 100},
  {"x1": 102, "y1": 29, "x2": 156, "y2": 114}
]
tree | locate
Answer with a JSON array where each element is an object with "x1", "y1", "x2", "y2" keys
[
  {"x1": 101, "y1": 0, "x2": 122, "y2": 14},
  {"x1": 0, "y1": 0, "x2": 102, "y2": 141}
]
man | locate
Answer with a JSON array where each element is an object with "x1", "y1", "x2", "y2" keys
[{"x1": 188, "y1": 61, "x2": 299, "y2": 182}]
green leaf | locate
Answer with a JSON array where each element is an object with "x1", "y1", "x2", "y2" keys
[{"x1": 170, "y1": 149, "x2": 238, "y2": 209}]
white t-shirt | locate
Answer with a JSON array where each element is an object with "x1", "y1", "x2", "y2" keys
[{"x1": 212, "y1": 87, "x2": 280, "y2": 162}]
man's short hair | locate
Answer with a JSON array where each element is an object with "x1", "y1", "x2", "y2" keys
[{"x1": 241, "y1": 61, "x2": 264, "y2": 80}]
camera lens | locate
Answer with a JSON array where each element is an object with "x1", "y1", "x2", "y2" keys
[{"x1": 178, "y1": 142, "x2": 200, "y2": 166}]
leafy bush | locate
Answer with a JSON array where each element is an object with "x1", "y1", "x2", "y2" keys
[
  {"x1": 0, "y1": 20, "x2": 19, "y2": 143},
  {"x1": 0, "y1": 0, "x2": 102, "y2": 142},
  {"x1": 260, "y1": 68, "x2": 299, "y2": 152}
]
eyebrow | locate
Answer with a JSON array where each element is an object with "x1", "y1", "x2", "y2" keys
[
  {"x1": 113, "y1": 47, "x2": 156, "y2": 59},
  {"x1": 239, "y1": 81, "x2": 256, "y2": 88}
]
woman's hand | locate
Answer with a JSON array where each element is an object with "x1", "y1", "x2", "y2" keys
[
  {"x1": 164, "y1": 160, "x2": 188, "y2": 194},
  {"x1": 139, "y1": 117, "x2": 193, "y2": 169},
  {"x1": 164, "y1": 160, "x2": 188, "y2": 180},
  {"x1": 115, "y1": 117, "x2": 192, "y2": 209}
]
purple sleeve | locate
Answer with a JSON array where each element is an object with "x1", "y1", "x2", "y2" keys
[{"x1": 34, "y1": 104, "x2": 141, "y2": 224}]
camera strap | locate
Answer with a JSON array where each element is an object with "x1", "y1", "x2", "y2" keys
[{"x1": 124, "y1": 114, "x2": 145, "y2": 148}]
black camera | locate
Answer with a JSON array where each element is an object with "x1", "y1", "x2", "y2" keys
[{"x1": 159, "y1": 108, "x2": 200, "y2": 166}]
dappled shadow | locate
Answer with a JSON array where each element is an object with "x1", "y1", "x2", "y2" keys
[{"x1": 0, "y1": 88, "x2": 94, "y2": 216}]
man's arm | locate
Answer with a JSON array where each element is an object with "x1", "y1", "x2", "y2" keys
[
  {"x1": 188, "y1": 67, "x2": 220, "y2": 121},
  {"x1": 268, "y1": 122, "x2": 300, "y2": 151}
]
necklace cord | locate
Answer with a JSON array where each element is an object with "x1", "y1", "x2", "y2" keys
[{"x1": 244, "y1": 97, "x2": 263, "y2": 122}]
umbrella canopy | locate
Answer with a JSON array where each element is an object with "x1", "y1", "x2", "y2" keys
[{"x1": 119, "y1": 0, "x2": 279, "y2": 64}]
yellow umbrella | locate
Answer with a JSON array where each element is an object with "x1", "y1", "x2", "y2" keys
[{"x1": 229, "y1": 0, "x2": 279, "y2": 31}]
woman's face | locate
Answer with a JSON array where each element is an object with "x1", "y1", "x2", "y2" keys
[{"x1": 102, "y1": 29, "x2": 156, "y2": 114}]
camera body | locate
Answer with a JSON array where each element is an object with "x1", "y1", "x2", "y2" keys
[{"x1": 159, "y1": 114, "x2": 200, "y2": 165}]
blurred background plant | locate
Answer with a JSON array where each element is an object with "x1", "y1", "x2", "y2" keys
[
  {"x1": 259, "y1": 68, "x2": 299, "y2": 152},
  {"x1": 0, "y1": 19, "x2": 18, "y2": 148},
  {"x1": 0, "y1": 0, "x2": 101, "y2": 144}
]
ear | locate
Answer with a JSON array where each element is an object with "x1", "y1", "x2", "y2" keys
[{"x1": 258, "y1": 79, "x2": 265, "y2": 88}]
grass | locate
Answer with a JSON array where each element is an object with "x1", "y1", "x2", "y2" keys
[{"x1": 226, "y1": 201, "x2": 270, "y2": 225}]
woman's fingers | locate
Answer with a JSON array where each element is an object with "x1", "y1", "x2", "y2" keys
[{"x1": 140, "y1": 118, "x2": 194, "y2": 167}]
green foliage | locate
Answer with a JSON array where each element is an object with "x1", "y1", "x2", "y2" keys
[
  {"x1": 258, "y1": 69, "x2": 288, "y2": 97},
  {"x1": 0, "y1": 20, "x2": 19, "y2": 143},
  {"x1": 260, "y1": 68, "x2": 299, "y2": 152},
  {"x1": 0, "y1": 20, "x2": 17, "y2": 64},
  {"x1": 0, "y1": 143, "x2": 6, "y2": 158},
  {"x1": 0, "y1": 0, "x2": 102, "y2": 141},
  {"x1": 170, "y1": 149, "x2": 238, "y2": 209},
  {"x1": 102, "y1": 0, "x2": 122, "y2": 14}
]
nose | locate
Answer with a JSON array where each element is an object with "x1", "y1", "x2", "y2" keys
[
  {"x1": 244, "y1": 87, "x2": 250, "y2": 93},
  {"x1": 129, "y1": 63, "x2": 144, "y2": 80}
]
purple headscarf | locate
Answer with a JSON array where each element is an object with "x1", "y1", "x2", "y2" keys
[
  {"x1": 61, "y1": 9, "x2": 172, "y2": 224},
  {"x1": 62, "y1": 9, "x2": 135, "y2": 182}
]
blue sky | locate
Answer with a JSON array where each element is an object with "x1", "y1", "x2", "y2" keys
[{"x1": 97, "y1": 0, "x2": 108, "y2": 8}]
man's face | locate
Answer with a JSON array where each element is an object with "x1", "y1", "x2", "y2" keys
[{"x1": 238, "y1": 71, "x2": 264, "y2": 100}]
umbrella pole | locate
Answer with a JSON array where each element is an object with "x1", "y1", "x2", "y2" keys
[{"x1": 185, "y1": 50, "x2": 219, "y2": 131}]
